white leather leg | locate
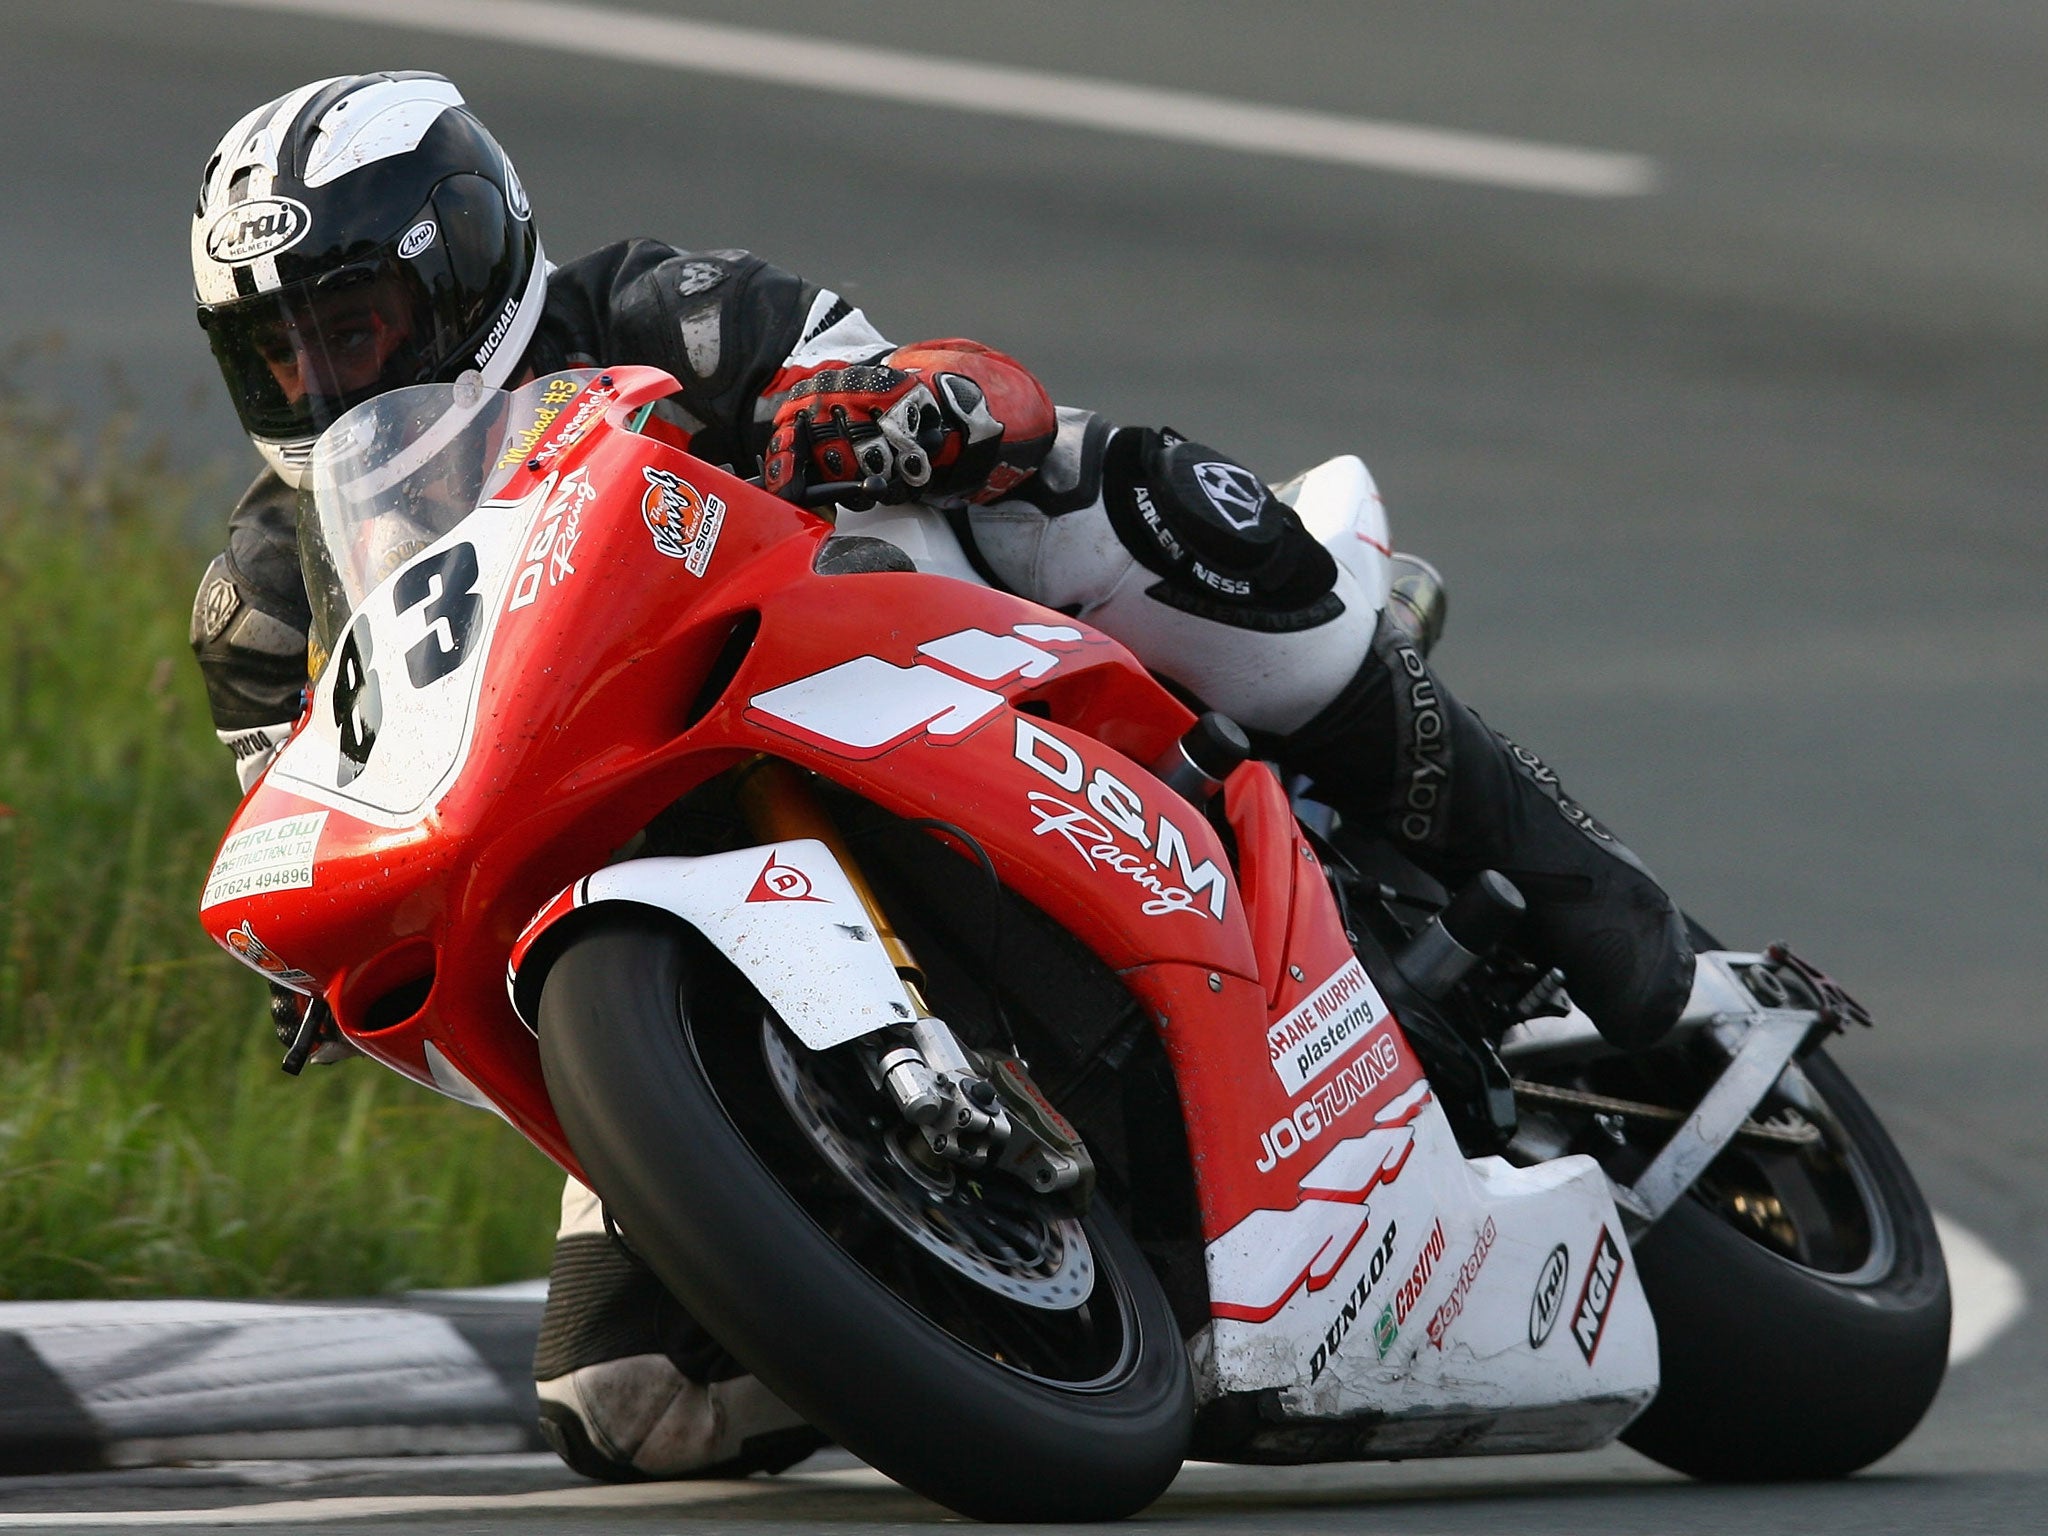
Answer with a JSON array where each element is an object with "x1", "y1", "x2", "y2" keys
[
  {"x1": 970, "y1": 496, "x2": 1375, "y2": 735},
  {"x1": 541, "y1": 1179, "x2": 809, "y2": 1478},
  {"x1": 536, "y1": 1355, "x2": 808, "y2": 1477},
  {"x1": 559, "y1": 1175, "x2": 604, "y2": 1238}
]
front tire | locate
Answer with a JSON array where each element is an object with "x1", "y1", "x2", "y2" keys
[{"x1": 537, "y1": 913, "x2": 1193, "y2": 1521}]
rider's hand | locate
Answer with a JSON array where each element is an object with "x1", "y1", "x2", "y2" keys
[
  {"x1": 762, "y1": 363, "x2": 947, "y2": 507},
  {"x1": 761, "y1": 341, "x2": 1056, "y2": 509}
]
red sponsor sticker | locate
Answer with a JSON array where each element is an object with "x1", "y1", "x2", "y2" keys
[
  {"x1": 220, "y1": 919, "x2": 316, "y2": 992},
  {"x1": 746, "y1": 853, "x2": 826, "y2": 904},
  {"x1": 1570, "y1": 1225, "x2": 1625, "y2": 1363},
  {"x1": 641, "y1": 467, "x2": 726, "y2": 574},
  {"x1": 1393, "y1": 1218, "x2": 1447, "y2": 1326}
]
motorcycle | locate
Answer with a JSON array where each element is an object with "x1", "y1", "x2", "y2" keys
[{"x1": 199, "y1": 366, "x2": 1949, "y2": 1520}]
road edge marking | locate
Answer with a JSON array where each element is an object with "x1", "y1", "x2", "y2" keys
[
  {"x1": 1935, "y1": 1210, "x2": 2025, "y2": 1364},
  {"x1": 165, "y1": 0, "x2": 1659, "y2": 197}
]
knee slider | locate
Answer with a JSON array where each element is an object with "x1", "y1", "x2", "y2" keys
[{"x1": 1101, "y1": 428, "x2": 1342, "y2": 629}]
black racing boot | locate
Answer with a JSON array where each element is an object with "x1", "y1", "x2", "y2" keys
[
  {"x1": 1274, "y1": 619, "x2": 1694, "y2": 1049},
  {"x1": 534, "y1": 1180, "x2": 826, "y2": 1481}
]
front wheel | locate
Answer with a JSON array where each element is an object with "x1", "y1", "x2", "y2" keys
[{"x1": 537, "y1": 913, "x2": 1194, "y2": 1521}]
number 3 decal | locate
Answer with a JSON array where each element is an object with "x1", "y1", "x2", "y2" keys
[
  {"x1": 395, "y1": 543, "x2": 483, "y2": 687},
  {"x1": 333, "y1": 614, "x2": 381, "y2": 787},
  {"x1": 330, "y1": 541, "x2": 484, "y2": 786}
]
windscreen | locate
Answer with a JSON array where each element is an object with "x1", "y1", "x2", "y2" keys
[{"x1": 299, "y1": 369, "x2": 600, "y2": 667}]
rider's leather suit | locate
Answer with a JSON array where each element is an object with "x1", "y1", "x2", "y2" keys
[{"x1": 188, "y1": 237, "x2": 1693, "y2": 1480}]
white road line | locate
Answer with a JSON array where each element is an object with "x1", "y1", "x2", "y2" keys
[
  {"x1": 1937, "y1": 1211, "x2": 2026, "y2": 1364},
  {"x1": 170, "y1": 0, "x2": 1657, "y2": 198}
]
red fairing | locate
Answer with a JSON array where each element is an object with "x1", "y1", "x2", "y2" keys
[
  {"x1": 197, "y1": 363, "x2": 1429, "y2": 1275},
  {"x1": 1136, "y1": 765, "x2": 1427, "y2": 1242}
]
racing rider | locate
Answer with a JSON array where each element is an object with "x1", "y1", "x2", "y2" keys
[{"x1": 187, "y1": 73, "x2": 1694, "y2": 1482}]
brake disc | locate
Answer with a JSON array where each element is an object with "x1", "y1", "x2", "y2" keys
[{"x1": 761, "y1": 1021, "x2": 1096, "y2": 1311}]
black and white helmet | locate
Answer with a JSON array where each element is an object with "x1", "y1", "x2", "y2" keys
[{"x1": 192, "y1": 73, "x2": 545, "y2": 487}]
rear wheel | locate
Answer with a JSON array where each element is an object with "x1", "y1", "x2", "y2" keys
[
  {"x1": 537, "y1": 913, "x2": 1193, "y2": 1521},
  {"x1": 1520, "y1": 920, "x2": 1949, "y2": 1478},
  {"x1": 1619, "y1": 1045, "x2": 1950, "y2": 1478}
]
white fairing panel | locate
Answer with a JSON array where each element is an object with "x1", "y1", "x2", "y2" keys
[
  {"x1": 1278, "y1": 454, "x2": 1391, "y2": 611},
  {"x1": 422, "y1": 1041, "x2": 514, "y2": 1123},
  {"x1": 1203, "y1": 1086, "x2": 1657, "y2": 1458},
  {"x1": 270, "y1": 487, "x2": 538, "y2": 828},
  {"x1": 578, "y1": 844, "x2": 919, "y2": 1050}
]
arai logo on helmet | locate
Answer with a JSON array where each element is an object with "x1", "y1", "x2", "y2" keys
[
  {"x1": 204, "y1": 197, "x2": 312, "y2": 265},
  {"x1": 397, "y1": 220, "x2": 438, "y2": 260}
]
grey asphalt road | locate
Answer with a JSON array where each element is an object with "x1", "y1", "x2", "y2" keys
[{"x1": 3, "y1": 0, "x2": 2044, "y2": 1528}]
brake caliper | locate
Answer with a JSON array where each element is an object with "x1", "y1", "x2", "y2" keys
[{"x1": 868, "y1": 1017, "x2": 1093, "y2": 1206}]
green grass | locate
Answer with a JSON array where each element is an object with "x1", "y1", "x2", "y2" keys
[{"x1": 0, "y1": 375, "x2": 561, "y2": 1299}]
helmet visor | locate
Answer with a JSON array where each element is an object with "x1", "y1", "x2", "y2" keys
[
  {"x1": 198, "y1": 175, "x2": 524, "y2": 445},
  {"x1": 201, "y1": 258, "x2": 454, "y2": 444}
]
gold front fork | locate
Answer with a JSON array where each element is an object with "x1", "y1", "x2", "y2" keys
[
  {"x1": 733, "y1": 758, "x2": 932, "y2": 1014},
  {"x1": 734, "y1": 757, "x2": 1092, "y2": 1199}
]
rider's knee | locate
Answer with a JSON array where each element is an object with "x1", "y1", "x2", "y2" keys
[
  {"x1": 1096, "y1": 427, "x2": 1345, "y2": 625},
  {"x1": 970, "y1": 425, "x2": 1374, "y2": 733}
]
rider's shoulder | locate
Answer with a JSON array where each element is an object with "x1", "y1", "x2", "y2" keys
[
  {"x1": 227, "y1": 465, "x2": 298, "y2": 531},
  {"x1": 549, "y1": 239, "x2": 778, "y2": 302}
]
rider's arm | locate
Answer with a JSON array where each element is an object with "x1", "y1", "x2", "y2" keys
[
  {"x1": 536, "y1": 239, "x2": 855, "y2": 471},
  {"x1": 539, "y1": 239, "x2": 1055, "y2": 506},
  {"x1": 189, "y1": 471, "x2": 313, "y2": 791}
]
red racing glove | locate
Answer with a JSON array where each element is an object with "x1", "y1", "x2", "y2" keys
[{"x1": 761, "y1": 340, "x2": 1056, "y2": 508}]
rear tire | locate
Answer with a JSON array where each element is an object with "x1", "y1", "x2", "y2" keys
[
  {"x1": 537, "y1": 913, "x2": 1193, "y2": 1521},
  {"x1": 1621, "y1": 1046, "x2": 1950, "y2": 1479}
]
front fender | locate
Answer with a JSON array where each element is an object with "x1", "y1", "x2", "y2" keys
[{"x1": 508, "y1": 841, "x2": 919, "y2": 1049}]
